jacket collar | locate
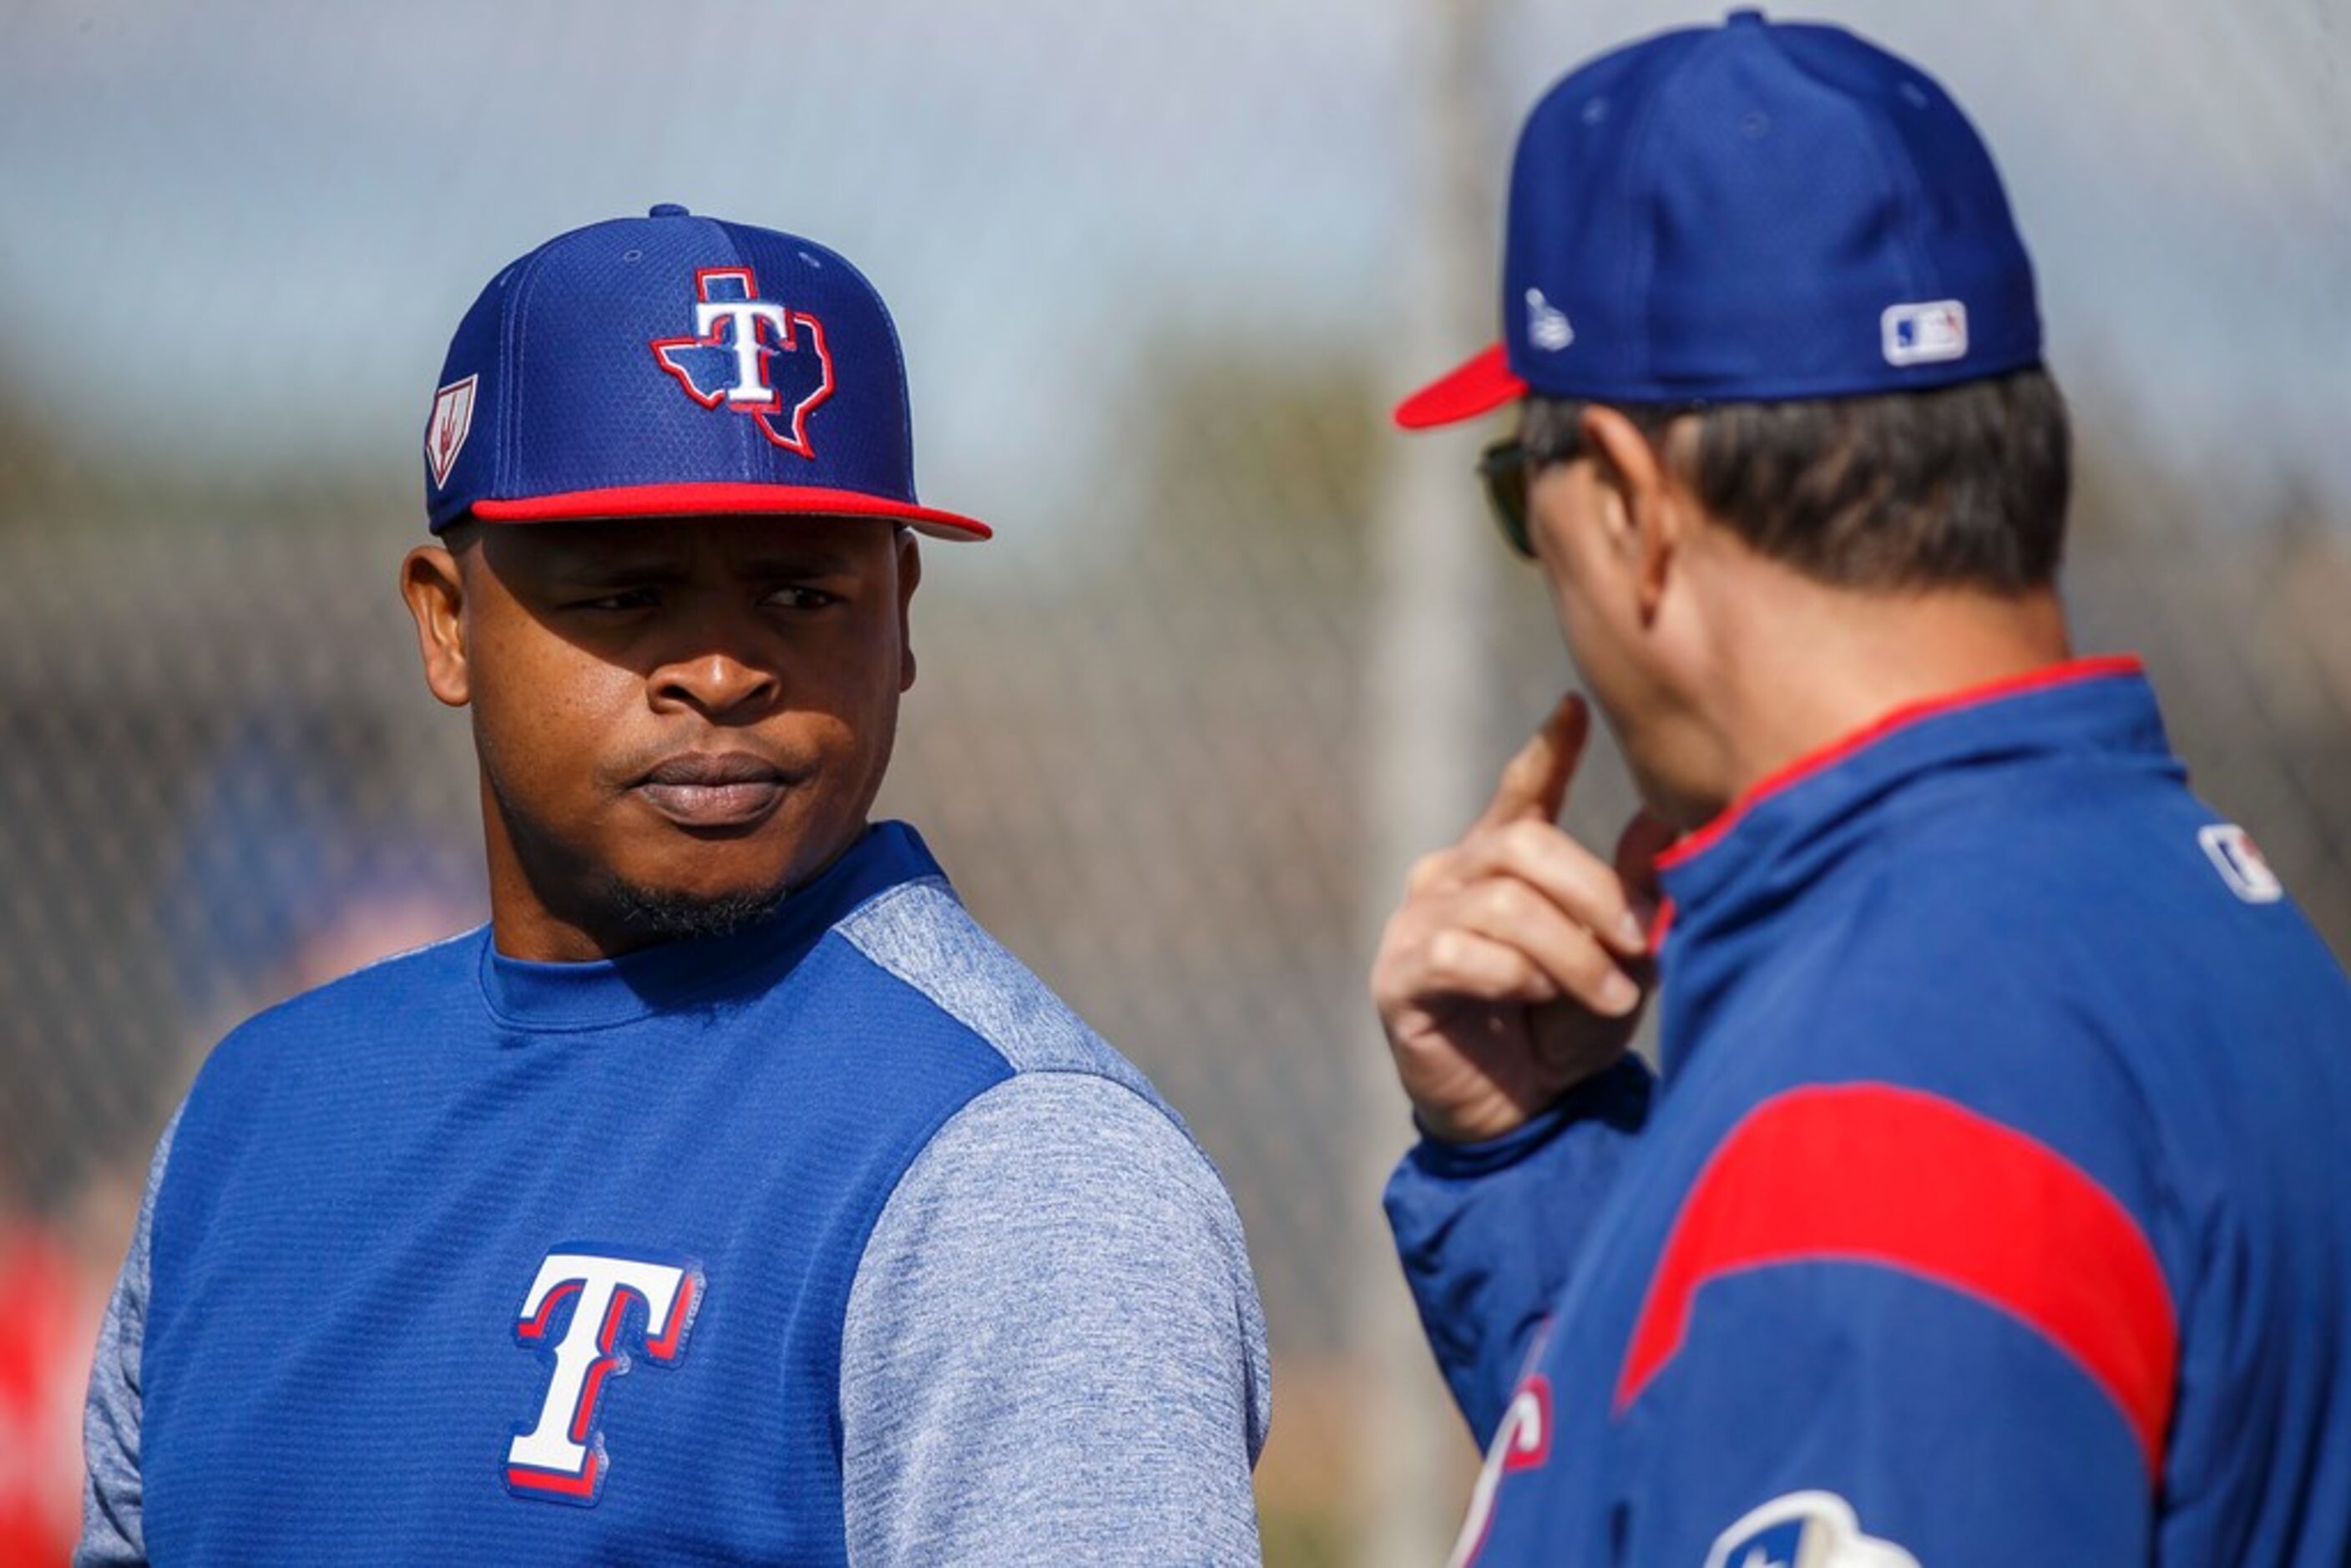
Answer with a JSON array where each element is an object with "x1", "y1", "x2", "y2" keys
[{"x1": 1650, "y1": 656, "x2": 2174, "y2": 1054}]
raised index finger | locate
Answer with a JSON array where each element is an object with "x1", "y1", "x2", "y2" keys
[{"x1": 1477, "y1": 691, "x2": 1590, "y2": 832}]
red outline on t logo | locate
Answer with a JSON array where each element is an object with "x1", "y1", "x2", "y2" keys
[
  {"x1": 505, "y1": 1245, "x2": 705, "y2": 1506},
  {"x1": 649, "y1": 266, "x2": 836, "y2": 458}
]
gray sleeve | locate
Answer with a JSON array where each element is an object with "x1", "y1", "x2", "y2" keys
[
  {"x1": 839, "y1": 1071, "x2": 1271, "y2": 1567},
  {"x1": 75, "y1": 1110, "x2": 179, "y2": 1568}
]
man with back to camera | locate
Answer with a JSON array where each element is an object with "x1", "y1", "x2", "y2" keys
[
  {"x1": 77, "y1": 205, "x2": 1270, "y2": 1565},
  {"x1": 1371, "y1": 13, "x2": 2351, "y2": 1565}
]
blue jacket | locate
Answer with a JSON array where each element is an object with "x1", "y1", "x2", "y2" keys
[
  {"x1": 82, "y1": 822, "x2": 1269, "y2": 1565},
  {"x1": 1388, "y1": 659, "x2": 2351, "y2": 1565}
]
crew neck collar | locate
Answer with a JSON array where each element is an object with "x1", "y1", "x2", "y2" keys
[{"x1": 476, "y1": 820, "x2": 941, "y2": 1032}]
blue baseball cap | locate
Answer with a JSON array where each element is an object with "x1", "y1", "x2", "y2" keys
[
  {"x1": 1395, "y1": 11, "x2": 2042, "y2": 429},
  {"x1": 423, "y1": 205, "x2": 988, "y2": 539}
]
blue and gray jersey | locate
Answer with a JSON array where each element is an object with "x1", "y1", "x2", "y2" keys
[{"x1": 79, "y1": 821, "x2": 1269, "y2": 1565}]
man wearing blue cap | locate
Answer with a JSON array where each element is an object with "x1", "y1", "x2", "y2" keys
[
  {"x1": 1373, "y1": 14, "x2": 2351, "y2": 1565},
  {"x1": 78, "y1": 208, "x2": 1269, "y2": 1565}
]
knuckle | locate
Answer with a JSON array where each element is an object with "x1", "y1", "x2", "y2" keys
[
  {"x1": 1500, "y1": 817, "x2": 1550, "y2": 852},
  {"x1": 1479, "y1": 878, "x2": 1540, "y2": 928},
  {"x1": 1501, "y1": 818, "x2": 1567, "y2": 867},
  {"x1": 1424, "y1": 928, "x2": 1472, "y2": 977}
]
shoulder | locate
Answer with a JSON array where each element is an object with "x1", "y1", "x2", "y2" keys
[
  {"x1": 215, "y1": 924, "x2": 482, "y2": 1040},
  {"x1": 1714, "y1": 841, "x2": 2180, "y2": 1230},
  {"x1": 829, "y1": 874, "x2": 1182, "y2": 1128},
  {"x1": 826, "y1": 874, "x2": 1252, "y2": 1301},
  {"x1": 1857, "y1": 756, "x2": 2329, "y2": 1000},
  {"x1": 864, "y1": 1070, "x2": 1248, "y2": 1264},
  {"x1": 1742, "y1": 759, "x2": 2270, "y2": 1081},
  {"x1": 1763, "y1": 766, "x2": 2343, "y2": 1133},
  {"x1": 1661, "y1": 813, "x2": 2208, "y2": 1374},
  {"x1": 182, "y1": 926, "x2": 485, "y2": 1105}
]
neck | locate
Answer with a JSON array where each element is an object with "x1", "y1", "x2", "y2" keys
[
  {"x1": 1701, "y1": 579, "x2": 2073, "y2": 818},
  {"x1": 478, "y1": 778, "x2": 639, "y2": 962}
]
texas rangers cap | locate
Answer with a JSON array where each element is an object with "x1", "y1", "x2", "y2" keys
[
  {"x1": 1395, "y1": 10, "x2": 2042, "y2": 428},
  {"x1": 422, "y1": 205, "x2": 988, "y2": 539}
]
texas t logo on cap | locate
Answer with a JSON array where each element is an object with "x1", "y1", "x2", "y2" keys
[
  {"x1": 650, "y1": 266, "x2": 836, "y2": 458},
  {"x1": 420, "y1": 205, "x2": 989, "y2": 540}
]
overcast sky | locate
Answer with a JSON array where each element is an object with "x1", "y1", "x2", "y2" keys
[{"x1": 3, "y1": 0, "x2": 2344, "y2": 530}]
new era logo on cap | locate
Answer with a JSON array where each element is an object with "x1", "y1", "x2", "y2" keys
[
  {"x1": 421, "y1": 205, "x2": 989, "y2": 541},
  {"x1": 1525, "y1": 288, "x2": 1575, "y2": 352}
]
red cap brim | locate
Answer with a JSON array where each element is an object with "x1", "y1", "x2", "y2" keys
[
  {"x1": 1393, "y1": 342, "x2": 1527, "y2": 431},
  {"x1": 469, "y1": 483, "x2": 992, "y2": 541}
]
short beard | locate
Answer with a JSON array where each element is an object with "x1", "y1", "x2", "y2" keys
[{"x1": 595, "y1": 876, "x2": 791, "y2": 945}]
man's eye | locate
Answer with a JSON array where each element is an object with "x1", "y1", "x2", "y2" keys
[
  {"x1": 571, "y1": 588, "x2": 657, "y2": 611},
  {"x1": 764, "y1": 586, "x2": 842, "y2": 611}
]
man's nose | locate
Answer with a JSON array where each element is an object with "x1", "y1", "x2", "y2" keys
[{"x1": 648, "y1": 645, "x2": 782, "y2": 721}]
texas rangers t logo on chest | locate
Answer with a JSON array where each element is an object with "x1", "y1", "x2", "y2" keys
[
  {"x1": 506, "y1": 1245, "x2": 705, "y2": 1505},
  {"x1": 650, "y1": 266, "x2": 836, "y2": 458}
]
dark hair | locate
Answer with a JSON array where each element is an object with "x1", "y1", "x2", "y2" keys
[{"x1": 1520, "y1": 367, "x2": 2070, "y2": 594}]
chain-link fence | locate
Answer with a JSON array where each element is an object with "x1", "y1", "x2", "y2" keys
[{"x1": 3, "y1": 3, "x2": 2345, "y2": 1562}]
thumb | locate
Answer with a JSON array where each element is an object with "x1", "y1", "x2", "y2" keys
[{"x1": 1477, "y1": 692, "x2": 1589, "y2": 831}]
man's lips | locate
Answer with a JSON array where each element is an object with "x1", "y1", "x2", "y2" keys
[{"x1": 630, "y1": 751, "x2": 793, "y2": 829}]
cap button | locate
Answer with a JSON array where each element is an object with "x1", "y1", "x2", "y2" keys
[
  {"x1": 1726, "y1": 8, "x2": 1767, "y2": 23},
  {"x1": 648, "y1": 203, "x2": 690, "y2": 218}
]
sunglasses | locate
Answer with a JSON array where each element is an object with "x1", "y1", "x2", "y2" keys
[
  {"x1": 1477, "y1": 438, "x2": 1538, "y2": 559},
  {"x1": 1479, "y1": 407, "x2": 1696, "y2": 559}
]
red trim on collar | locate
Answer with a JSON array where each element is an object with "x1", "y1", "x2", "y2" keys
[
  {"x1": 1645, "y1": 898, "x2": 1677, "y2": 958},
  {"x1": 1654, "y1": 655, "x2": 2146, "y2": 873}
]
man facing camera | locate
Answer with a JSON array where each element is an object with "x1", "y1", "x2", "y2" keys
[{"x1": 81, "y1": 206, "x2": 1268, "y2": 1566}]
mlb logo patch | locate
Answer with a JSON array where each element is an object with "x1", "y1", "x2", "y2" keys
[
  {"x1": 1880, "y1": 299, "x2": 1968, "y2": 367},
  {"x1": 426, "y1": 374, "x2": 478, "y2": 488},
  {"x1": 1704, "y1": 1491, "x2": 1919, "y2": 1568},
  {"x1": 2199, "y1": 822, "x2": 2284, "y2": 904}
]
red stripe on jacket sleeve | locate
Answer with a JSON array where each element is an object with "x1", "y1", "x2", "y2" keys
[{"x1": 1613, "y1": 1083, "x2": 2177, "y2": 1479}]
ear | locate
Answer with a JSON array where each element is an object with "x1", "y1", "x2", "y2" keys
[
  {"x1": 1579, "y1": 406, "x2": 1684, "y2": 623},
  {"x1": 401, "y1": 543, "x2": 472, "y2": 708},
  {"x1": 894, "y1": 528, "x2": 922, "y2": 695}
]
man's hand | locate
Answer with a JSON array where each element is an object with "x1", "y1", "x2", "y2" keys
[{"x1": 1371, "y1": 694, "x2": 1673, "y2": 1145}]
